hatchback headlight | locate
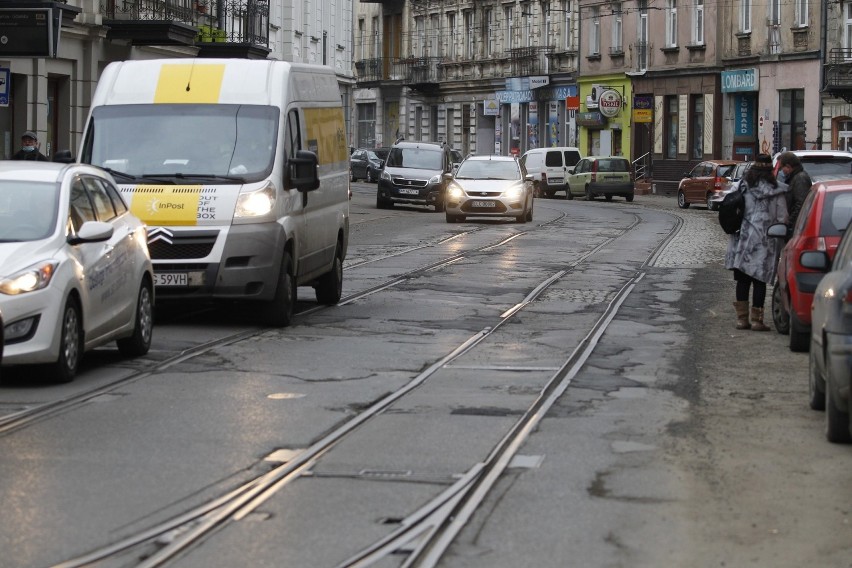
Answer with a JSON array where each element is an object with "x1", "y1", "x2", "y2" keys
[
  {"x1": 447, "y1": 182, "x2": 465, "y2": 200},
  {"x1": 0, "y1": 260, "x2": 59, "y2": 295},
  {"x1": 502, "y1": 183, "x2": 524, "y2": 199},
  {"x1": 235, "y1": 182, "x2": 276, "y2": 218}
]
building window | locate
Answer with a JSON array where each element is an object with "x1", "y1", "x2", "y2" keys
[
  {"x1": 837, "y1": 119, "x2": 852, "y2": 152},
  {"x1": 667, "y1": 96, "x2": 678, "y2": 158},
  {"x1": 447, "y1": 13, "x2": 456, "y2": 59},
  {"x1": 372, "y1": 17, "x2": 380, "y2": 58},
  {"x1": 357, "y1": 103, "x2": 376, "y2": 148},
  {"x1": 543, "y1": 3, "x2": 551, "y2": 46},
  {"x1": 666, "y1": 0, "x2": 678, "y2": 48},
  {"x1": 692, "y1": 95, "x2": 704, "y2": 159},
  {"x1": 505, "y1": 6, "x2": 514, "y2": 50},
  {"x1": 794, "y1": 0, "x2": 808, "y2": 27},
  {"x1": 486, "y1": 8, "x2": 495, "y2": 54},
  {"x1": 524, "y1": 4, "x2": 533, "y2": 47},
  {"x1": 357, "y1": 19, "x2": 365, "y2": 61},
  {"x1": 414, "y1": 17, "x2": 424, "y2": 57},
  {"x1": 740, "y1": 0, "x2": 751, "y2": 33},
  {"x1": 637, "y1": 2, "x2": 648, "y2": 71},
  {"x1": 845, "y1": 4, "x2": 852, "y2": 53},
  {"x1": 692, "y1": 0, "x2": 704, "y2": 45},
  {"x1": 768, "y1": 0, "x2": 781, "y2": 54},
  {"x1": 779, "y1": 89, "x2": 806, "y2": 150},
  {"x1": 563, "y1": 0, "x2": 573, "y2": 50},
  {"x1": 611, "y1": 2, "x2": 622, "y2": 52},
  {"x1": 590, "y1": 6, "x2": 600, "y2": 55},
  {"x1": 465, "y1": 11, "x2": 475, "y2": 58}
]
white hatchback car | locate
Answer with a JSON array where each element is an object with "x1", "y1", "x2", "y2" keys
[
  {"x1": 0, "y1": 162, "x2": 154, "y2": 382},
  {"x1": 444, "y1": 155, "x2": 534, "y2": 223}
]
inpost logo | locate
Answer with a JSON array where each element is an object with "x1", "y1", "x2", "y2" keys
[{"x1": 147, "y1": 199, "x2": 185, "y2": 216}]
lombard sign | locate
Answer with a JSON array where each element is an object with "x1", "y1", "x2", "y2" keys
[
  {"x1": 721, "y1": 68, "x2": 759, "y2": 93},
  {"x1": 598, "y1": 89, "x2": 622, "y2": 118}
]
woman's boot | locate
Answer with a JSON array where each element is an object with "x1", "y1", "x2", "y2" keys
[
  {"x1": 750, "y1": 307, "x2": 770, "y2": 331},
  {"x1": 734, "y1": 301, "x2": 751, "y2": 330}
]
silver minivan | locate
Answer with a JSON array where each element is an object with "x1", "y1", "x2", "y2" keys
[{"x1": 520, "y1": 147, "x2": 583, "y2": 198}]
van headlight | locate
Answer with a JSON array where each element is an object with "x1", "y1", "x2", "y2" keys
[
  {"x1": 447, "y1": 182, "x2": 465, "y2": 200},
  {"x1": 429, "y1": 174, "x2": 442, "y2": 185},
  {"x1": 235, "y1": 183, "x2": 276, "y2": 219},
  {"x1": 501, "y1": 183, "x2": 524, "y2": 199},
  {"x1": 381, "y1": 170, "x2": 392, "y2": 181},
  {"x1": 0, "y1": 260, "x2": 59, "y2": 295}
]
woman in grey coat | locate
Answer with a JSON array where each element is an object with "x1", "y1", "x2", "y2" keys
[{"x1": 724, "y1": 154, "x2": 788, "y2": 331}]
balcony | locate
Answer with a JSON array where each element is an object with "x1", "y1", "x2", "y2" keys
[
  {"x1": 354, "y1": 57, "x2": 405, "y2": 86},
  {"x1": 101, "y1": 0, "x2": 269, "y2": 57},
  {"x1": 825, "y1": 48, "x2": 852, "y2": 103},
  {"x1": 506, "y1": 46, "x2": 554, "y2": 76}
]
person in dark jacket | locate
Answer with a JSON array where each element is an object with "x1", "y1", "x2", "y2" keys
[
  {"x1": 724, "y1": 154, "x2": 788, "y2": 331},
  {"x1": 776, "y1": 151, "x2": 812, "y2": 232},
  {"x1": 12, "y1": 131, "x2": 48, "y2": 161}
]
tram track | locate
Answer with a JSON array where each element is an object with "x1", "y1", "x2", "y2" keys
[{"x1": 46, "y1": 207, "x2": 682, "y2": 568}]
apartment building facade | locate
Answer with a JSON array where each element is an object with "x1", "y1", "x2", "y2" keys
[
  {"x1": 0, "y1": 0, "x2": 354, "y2": 160},
  {"x1": 354, "y1": 0, "x2": 830, "y2": 194}
]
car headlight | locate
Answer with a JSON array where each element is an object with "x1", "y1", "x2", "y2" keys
[
  {"x1": 235, "y1": 183, "x2": 276, "y2": 218},
  {"x1": 381, "y1": 170, "x2": 391, "y2": 181},
  {"x1": 447, "y1": 182, "x2": 465, "y2": 200},
  {"x1": 502, "y1": 183, "x2": 524, "y2": 199},
  {"x1": 429, "y1": 174, "x2": 442, "y2": 185},
  {"x1": 0, "y1": 260, "x2": 59, "y2": 295}
]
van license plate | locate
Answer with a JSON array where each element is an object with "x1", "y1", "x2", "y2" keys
[
  {"x1": 155, "y1": 273, "x2": 188, "y2": 286},
  {"x1": 398, "y1": 188, "x2": 420, "y2": 195},
  {"x1": 471, "y1": 200, "x2": 496, "y2": 208}
]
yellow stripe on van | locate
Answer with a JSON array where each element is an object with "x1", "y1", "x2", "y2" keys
[
  {"x1": 154, "y1": 64, "x2": 225, "y2": 104},
  {"x1": 304, "y1": 107, "x2": 348, "y2": 165},
  {"x1": 129, "y1": 185, "x2": 203, "y2": 226}
]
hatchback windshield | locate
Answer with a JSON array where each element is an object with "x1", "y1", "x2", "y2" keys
[
  {"x1": 456, "y1": 160, "x2": 520, "y2": 180},
  {"x1": 81, "y1": 104, "x2": 280, "y2": 181},
  {"x1": 0, "y1": 180, "x2": 59, "y2": 242},
  {"x1": 386, "y1": 147, "x2": 443, "y2": 170}
]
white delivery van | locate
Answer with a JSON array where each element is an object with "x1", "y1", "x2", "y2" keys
[
  {"x1": 79, "y1": 59, "x2": 349, "y2": 327},
  {"x1": 520, "y1": 147, "x2": 583, "y2": 198}
]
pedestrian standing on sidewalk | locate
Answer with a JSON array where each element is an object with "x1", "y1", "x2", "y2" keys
[
  {"x1": 775, "y1": 151, "x2": 812, "y2": 234},
  {"x1": 12, "y1": 131, "x2": 48, "y2": 161},
  {"x1": 724, "y1": 153, "x2": 788, "y2": 331}
]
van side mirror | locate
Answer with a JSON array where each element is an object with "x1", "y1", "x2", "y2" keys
[{"x1": 289, "y1": 150, "x2": 320, "y2": 191}]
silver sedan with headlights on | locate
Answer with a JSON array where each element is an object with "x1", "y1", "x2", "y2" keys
[{"x1": 444, "y1": 155, "x2": 534, "y2": 223}]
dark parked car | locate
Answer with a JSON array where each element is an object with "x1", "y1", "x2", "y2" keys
[
  {"x1": 377, "y1": 140, "x2": 453, "y2": 211},
  {"x1": 769, "y1": 179, "x2": 852, "y2": 351},
  {"x1": 350, "y1": 147, "x2": 390, "y2": 183},
  {"x1": 802, "y1": 220, "x2": 852, "y2": 443},
  {"x1": 677, "y1": 159, "x2": 738, "y2": 210}
]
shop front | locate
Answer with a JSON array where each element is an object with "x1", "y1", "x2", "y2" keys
[{"x1": 577, "y1": 75, "x2": 631, "y2": 158}]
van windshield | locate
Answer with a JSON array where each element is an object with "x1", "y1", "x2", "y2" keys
[
  {"x1": 386, "y1": 147, "x2": 443, "y2": 170},
  {"x1": 81, "y1": 104, "x2": 280, "y2": 181}
]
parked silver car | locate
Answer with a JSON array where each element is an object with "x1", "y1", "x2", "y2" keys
[{"x1": 802, "y1": 220, "x2": 852, "y2": 443}]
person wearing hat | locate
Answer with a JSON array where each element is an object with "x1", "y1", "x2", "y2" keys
[
  {"x1": 724, "y1": 153, "x2": 788, "y2": 331},
  {"x1": 776, "y1": 151, "x2": 812, "y2": 233},
  {"x1": 12, "y1": 131, "x2": 48, "y2": 161}
]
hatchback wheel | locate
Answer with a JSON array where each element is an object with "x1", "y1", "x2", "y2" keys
[
  {"x1": 50, "y1": 297, "x2": 83, "y2": 383},
  {"x1": 677, "y1": 190, "x2": 690, "y2": 209},
  {"x1": 772, "y1": 284, "x2": 790, "y2": 334},
  {"x1": 117, "y1": 279, "x2": 154, "y2": 357},
  {"x1": 808, "y1": 345, "x2": 826, "y2": 411}
]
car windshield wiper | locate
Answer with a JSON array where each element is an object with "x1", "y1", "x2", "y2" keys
[
  {"x1": 138, "y1": 173, "x2": 247, "y2": 184},
  {"x1": 101, "y1": 168, "x2": 138, "y2": 182}
]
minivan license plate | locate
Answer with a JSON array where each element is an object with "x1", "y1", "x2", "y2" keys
[
  {"x1": 398, "y1": 188, "x2": 419, "y2": 195},
  {"x1": 155, "y1": 273, "x2": 188, "y2": 286}
]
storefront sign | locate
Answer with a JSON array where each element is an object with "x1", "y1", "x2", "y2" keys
[
  {"x1": 483, "y1": 98, "x2": 499, "y2": 116},
  {"x1": 0, "y1": 68, "x2": 9, "y2": 106},
  {"x1": 529, "y1": 76, "x2": 550, "y2": 89},
  {"x1": 598, "y1": 89, "x2": 622, "y2": 118},
  {"x1": 496, "y1": 86, "x2": 577, "y2": 104},
  {"x1": 0, "y1": 8, "x2": 55, "y2": 57},
  {"x1": 633, "y1": 109, "x2": 653, "y2": 123},
  {"x1": 565, "y1": 95, "x2": 580, "y2": 111},
  {"x1": 721, "y1": 68, "x2": 759, "y2": 93},
  {"x1": 734, "y1": 93, "x2": 754, "y2": 137},
  {"x1": 576, "y1": 111, "x2": 606, "y2": 128}
]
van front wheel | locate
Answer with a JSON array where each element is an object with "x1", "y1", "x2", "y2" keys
[
  {"x1": 266, "y1": 251, "x2": 295, "y2": 327},
  {"x1": 315, "y1": 244, "x2": 343, "y2": 305}
]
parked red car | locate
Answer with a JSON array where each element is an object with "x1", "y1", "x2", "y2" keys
[{"x1": 771, "y1": 179, "x2": 852, "y2": 351}]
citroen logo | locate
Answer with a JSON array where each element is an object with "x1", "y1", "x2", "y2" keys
[{"x1": 147, "y1": 227, "x2": 174, "y2": 245}]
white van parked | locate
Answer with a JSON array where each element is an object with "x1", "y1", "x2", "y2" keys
[
  {"x1": 520, "y1": 147, "x2": 583, "y2": 198},
  {"x1": 79, "y1": 59, "x2": 350, "y2": 327}
]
